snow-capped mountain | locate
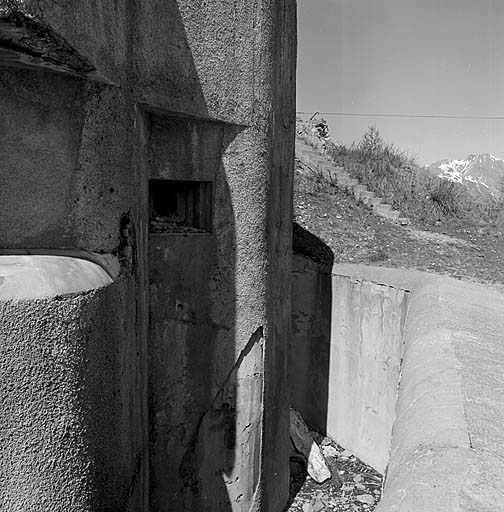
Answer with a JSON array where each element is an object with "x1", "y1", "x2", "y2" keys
[{"x1": 426, "y1": 153, "x2": 504, "y2": 197}]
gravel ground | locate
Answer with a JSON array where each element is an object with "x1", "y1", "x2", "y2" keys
[{"x1": 286, "y1": 434, "x2": 383, "y2": 512}]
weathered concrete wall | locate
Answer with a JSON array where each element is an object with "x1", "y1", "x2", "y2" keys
[
  {"x1": 327, "y1": 275, "x2": 408, "y2": 473},
  {"x1": 147, "y1": 118, "x2": 257, "y2": 511},
  {"x1": 291, "y1": 253, "x2": 333, "y2": 431},
  {"x1": 291, "y1": 258, "x2": 408, "y2": 473},
  {"x1": 0, "y1": 278, "x2": 145, "y2": 511},
  {"x1": 0, "y1": 1, "x2": 296, "y2": 511},
  {"x1": 332, "y1": 264, "x2": 504, "y2": 512}
]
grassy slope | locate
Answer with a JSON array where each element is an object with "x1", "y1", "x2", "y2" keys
[{"x1": 294, "y1": 162, "x2": 504, "y2": 286}]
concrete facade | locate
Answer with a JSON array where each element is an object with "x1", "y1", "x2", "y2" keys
[{"x1": 0, "y1": 2, "x2": 296, "y2": 511}]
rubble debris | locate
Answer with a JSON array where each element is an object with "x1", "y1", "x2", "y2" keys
[
  {"x1": 285, "y1": 434, "x2": 383, "y2": 512},
  {"x1": 289, "y1": 408, "x2": 331, "y2": 484}
]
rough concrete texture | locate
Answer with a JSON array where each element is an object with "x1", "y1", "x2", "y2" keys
[
  {"x1": 327, "y1": 275, "x2": 408, "y2": 473},
  {"x1": 332, "y1": 264, "x2": 504, "y2": 511},
  {"x1": 1, "y1": 1, "x2": 296, "y2": 511},
  {"x1": 0, "y1": 278, "x2": 145, "y2": 511}
]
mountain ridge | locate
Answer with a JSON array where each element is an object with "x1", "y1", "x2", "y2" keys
[{"x1": 426, "y1": 153, "x2": 504, "y2": 197}]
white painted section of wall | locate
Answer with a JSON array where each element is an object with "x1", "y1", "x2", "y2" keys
[
  {"x1": 326, "y1": 275, "x2": 408, "y2": 473},
  {"x1": 0, "y1": 255, "x2": 113, "y2": 299}
]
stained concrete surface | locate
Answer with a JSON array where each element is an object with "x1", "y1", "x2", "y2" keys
[
  {"x1": 327, "y1": 276, "x2": 408, "y2": 473},
  {"x1": 292, "y1": 258, "x2": 504, "y2": 510},
  {"x1": 334, "y1": 265, "x2": 504, "y2": 512},
  {"x1": 291, "y1": 253, "x2": 332, "y2": 432},
  {"x1": 292, "y1": 255, "x2": 408, "y2": 474},
  {"x1": 0, "y1": 1, "x2": 296, "y2": 510}
]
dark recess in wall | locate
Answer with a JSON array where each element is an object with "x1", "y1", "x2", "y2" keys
[{"x1": 149, "y1": 179, "x2": 213, "y2": 234}]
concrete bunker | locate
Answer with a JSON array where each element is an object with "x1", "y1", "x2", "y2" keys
[{"x1": 0, "y1": 1, "x2": 296, "y2": 510}]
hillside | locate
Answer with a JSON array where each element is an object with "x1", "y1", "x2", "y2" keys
[
  {"x1": 426, "y1": 153, "x2": 504, "y2": 197},
  {"x1": 294, "y1": 157, "x2": 504, "y2": 287}
]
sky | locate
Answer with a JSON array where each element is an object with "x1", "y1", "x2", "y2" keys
[{"x1": 297, "y1": 0, "x2": 504, "y2": 165}]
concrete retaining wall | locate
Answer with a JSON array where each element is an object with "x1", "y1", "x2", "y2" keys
[
  {"x1": 294, "y1": 262, "x2": 504, "y2": 511},
  {"x1": 326, "y1": 275, "x2": 408, "y2": 473},
  {"x1": 291, "y1": 258, "x2": 408, "y2": 473},
  {"x1": 373, "y1": 269, "x2": 504, "y2": 512}
]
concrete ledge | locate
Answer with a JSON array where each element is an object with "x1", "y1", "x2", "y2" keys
[{"x1": 333, "y1": 264, "x2": 504, "y2": 511}]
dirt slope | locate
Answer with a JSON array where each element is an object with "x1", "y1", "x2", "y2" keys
[{"x1": 294, "y1": 164, "x2": 504, "y2": 286}]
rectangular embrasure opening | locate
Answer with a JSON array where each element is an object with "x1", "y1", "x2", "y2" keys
[{"x1": 149, "y1": 179, "x2": 212, "y2": 234}]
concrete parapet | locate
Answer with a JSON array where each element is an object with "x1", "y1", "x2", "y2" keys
[
  {"x1": 331, "y1": 264, "x2": 504, "y2": 511},
  {"x1": 292, "y1": 257, "x2": 504, "y2": 510}
]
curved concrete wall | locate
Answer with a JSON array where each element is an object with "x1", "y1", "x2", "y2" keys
[
  {"x1": 297, "y1": 263, "x2": 504, "y2": 511},
  {"x1": 0, "y1": 273, "x2": 144, "y2": 511},
  {"x1": 0, "y1": 255, "x2": 113, "y2": 298},
  {"x1": 292, "y1": 260, "x2": 504, "y2": 510}
]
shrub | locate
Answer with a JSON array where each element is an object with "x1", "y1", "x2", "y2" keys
[
  {"x1": 426, "y1": 179, "x2": 464, "y2": 218},
  {"x1": 327, "y1": 125, "x2": 504, "y2": 228}
]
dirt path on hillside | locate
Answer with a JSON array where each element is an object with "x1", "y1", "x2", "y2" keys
[{"x1": 404, "y1": 227, "x2": 475, "y2": 248}]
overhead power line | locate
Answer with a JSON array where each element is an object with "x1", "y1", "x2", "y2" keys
[{"x1": 296, "y1": 111, "x2": 504, "y2": 120}]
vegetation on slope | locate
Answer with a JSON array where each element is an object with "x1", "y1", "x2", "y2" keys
[
  {"x1": 328, "y1": 126, "x2": 504, "y2": 231},
  {"x1": 294, "y1": 148, "x2": 504, "y2": 286}
]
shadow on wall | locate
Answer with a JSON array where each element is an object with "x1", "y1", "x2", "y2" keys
[
  {"x1": 291, "y1": 225, "x2": 409, "y2": 474},
  {"x1": 291, "y1": 223, "x2": 334, "y2": 431},
  {"x1": 139, "y1": 3, "x2": 260, "y2": 511},
  {"x1": 147, "y1": 117, "x2": 247, "y2": 512},
  {"x1": 0, "y1": 0, "x2": 268, "y2": 510}
]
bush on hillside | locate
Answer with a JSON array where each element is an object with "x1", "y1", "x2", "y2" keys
[{"x1": 327, "y1": 125, "x2": 504, "y2": 227}]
